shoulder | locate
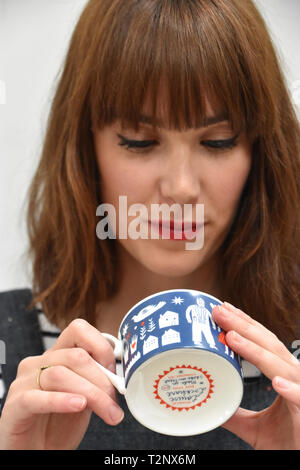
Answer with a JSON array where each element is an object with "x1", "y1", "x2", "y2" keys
[
  {"x1": 0, "y1": 288, "x2": 35, "y2": 318},
  {"x1": 0, "y1": 289, "x2": 41, "y2": 342},
  {"x1": 0, "y1": 288, "x2": 60, "y2": 343},
  {"x1": 0, "y1": 289, "x2": 42, "y2": 405}
]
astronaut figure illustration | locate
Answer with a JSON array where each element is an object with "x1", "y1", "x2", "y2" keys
[{"x1": 185, "y1": 297, "x2": 218, "y2": 349}]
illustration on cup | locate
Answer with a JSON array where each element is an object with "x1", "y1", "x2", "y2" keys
[
  {"x1": 119, "y1": 290, "x2": 240, "y2": 386},
  {"x1": 153, "y1": 364, "x2": 214, "y2": 411}
]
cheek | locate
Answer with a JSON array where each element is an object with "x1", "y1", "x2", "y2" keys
[
  {"x1": 98, "y1": 157, "x2": 151, "y2": 205},
  {"x1": 209, "y1": 153, "x2": 251, "y2": 214},
  {"x1": 221, "y1": 169, "x2": 248, "y2": 200}
]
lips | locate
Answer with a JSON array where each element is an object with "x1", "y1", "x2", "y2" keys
[
  {"x1": 163, "y1": 220, "x2": 198, "y2": 231},
  {"x1": 148, "y1": 219, "x2": 204, "y2": 240}
]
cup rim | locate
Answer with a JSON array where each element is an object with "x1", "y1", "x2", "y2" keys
[{"x1": 118, "y1": 288, "x2": 223, "y2": 339}]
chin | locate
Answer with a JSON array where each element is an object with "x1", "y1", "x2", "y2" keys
[
  {"x1": 138, "y1": 250, "x2": 206, "y2": 278},
  {"x1": 118, "y1": 238, "x2": 214, "y2": 279}
]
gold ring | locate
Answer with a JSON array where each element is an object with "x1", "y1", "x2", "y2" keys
[{"x1": 36, "y1": 365, "x2": 52, "y2": 390}]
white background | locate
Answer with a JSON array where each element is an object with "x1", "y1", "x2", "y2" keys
[{"x1": 0, "y1": 0, "x2": 300, "y2": 292}]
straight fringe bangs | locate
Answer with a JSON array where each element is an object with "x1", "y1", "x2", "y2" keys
[{"x1": 88, "y1": 0, "x2": 277, "y2": 138}]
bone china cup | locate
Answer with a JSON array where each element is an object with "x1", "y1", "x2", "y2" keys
[{"x1": 98, "y1": 289, "x2": 244, "y2": 436}]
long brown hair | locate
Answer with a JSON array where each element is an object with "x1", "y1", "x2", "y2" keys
[{"x1": 26, "y1": 0, "x2": 300, "y2": 341}]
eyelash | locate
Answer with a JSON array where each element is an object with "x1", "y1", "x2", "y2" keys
[{"x1": 117, "y1": 134, "x2": 239, "y2": 153}]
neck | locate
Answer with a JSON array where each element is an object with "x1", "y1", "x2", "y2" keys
[
  {"x1": 120, "y1": 245, "x2": 222, "y2": 303},
  {"x1": 96, "y1": 244, "x2": 223, "y2": 336}
]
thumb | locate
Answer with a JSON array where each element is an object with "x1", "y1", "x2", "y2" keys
[{"x1": 221, "y1": 407, "x2": 258, "y2": 448}]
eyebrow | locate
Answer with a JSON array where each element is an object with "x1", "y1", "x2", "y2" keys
[{"x1": 136, "y1": 112, "x2": 230, "y2": 128}]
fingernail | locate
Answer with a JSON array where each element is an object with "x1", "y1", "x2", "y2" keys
[
  {"x1": 274, "y1": 376, "x2": 291, "y2": 390},
  {"x1": 224, "y1": 302, "x2": 236, "y2": 311},
  {"x1": 109, "y1": 403, "x2": 124, "y2": 423},
  {"x1": 231, "y1": 331, "x2": 245, "y2": 343},
  {"x1": 217, "y1": 306, "x2": 228, "y2": 316},
  {"x1": 69, "y1": 396, "x2": 86, "y2": 410}
]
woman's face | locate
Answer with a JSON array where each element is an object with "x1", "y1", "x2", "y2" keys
[{"x1": 94, "y1": 100, "x2": 252, "y2": 279}]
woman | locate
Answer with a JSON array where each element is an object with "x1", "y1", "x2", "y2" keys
[{"x1": 0, "y1": 0, "x2": 299, "y2": 450}]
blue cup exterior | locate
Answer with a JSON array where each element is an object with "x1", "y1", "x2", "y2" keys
[{"x1": 119, "y1": 289, "x2": 242, "y2": 387}]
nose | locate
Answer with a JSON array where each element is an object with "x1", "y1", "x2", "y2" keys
[{"x1": 159, "y1": 148, "x2": 201, "y2": 205}]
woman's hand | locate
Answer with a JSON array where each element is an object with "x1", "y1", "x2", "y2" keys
[
  {"x1": 212, "y1": 302, "x2": 300, "y2": 450},
  {"x1": 0, "y1": 319, "x2": 124, "y2": 450}
]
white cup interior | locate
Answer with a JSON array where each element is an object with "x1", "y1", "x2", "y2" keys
[{"x1": 125, "y1": 348, "x2": 243, "y2": 436}]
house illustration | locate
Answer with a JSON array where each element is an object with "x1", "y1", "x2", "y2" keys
[
  {"x1": 161, "y1": 329, "x2": 181, "y2": 346},
  {"x1": 159, "y1": 311, "x2": 179, "y2": 329},
  {"x1": 143, "y1": 335, "x2": 159, "y2": 355}
]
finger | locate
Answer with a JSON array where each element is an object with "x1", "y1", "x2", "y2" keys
[
  {"x1": 213, "y1": 303, "x2": 298, "y2": 365},
  {"x1": 39, "y1": 364, "x2": 124, "y2": 425},
  {"x1": 273, "y1": 376, "x2": 300, "y2": 409},
  {"x1": 51, "y1": 319, "x2": 116, "y2": 371},
  {"x1": 2, "y1": 390, "x2": 87, "y2": 426},
  {"x1": 225, "y1": 330, "x2": 297, "y2": 382},
  {"x1": 223, "y1": 302, "x2": 274, "y2": 334},
  {"x1": 40, "y1": 348, "x2": 117, "y2": 401},
  {"x1": 222, "y1": 407, "x2": 258, "y2": 448}
]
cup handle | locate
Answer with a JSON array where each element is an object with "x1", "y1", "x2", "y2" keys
[
  {"x1": 102, "y1": 333, "x2": 122, "y2": 360},
  {"x1": 94, "y1": 333, "x2": 126, "y2": 395}
]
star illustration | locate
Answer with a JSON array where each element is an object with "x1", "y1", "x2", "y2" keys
[{"x1": 171, "y1": 296, "x2": 184, "y2": 305}]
